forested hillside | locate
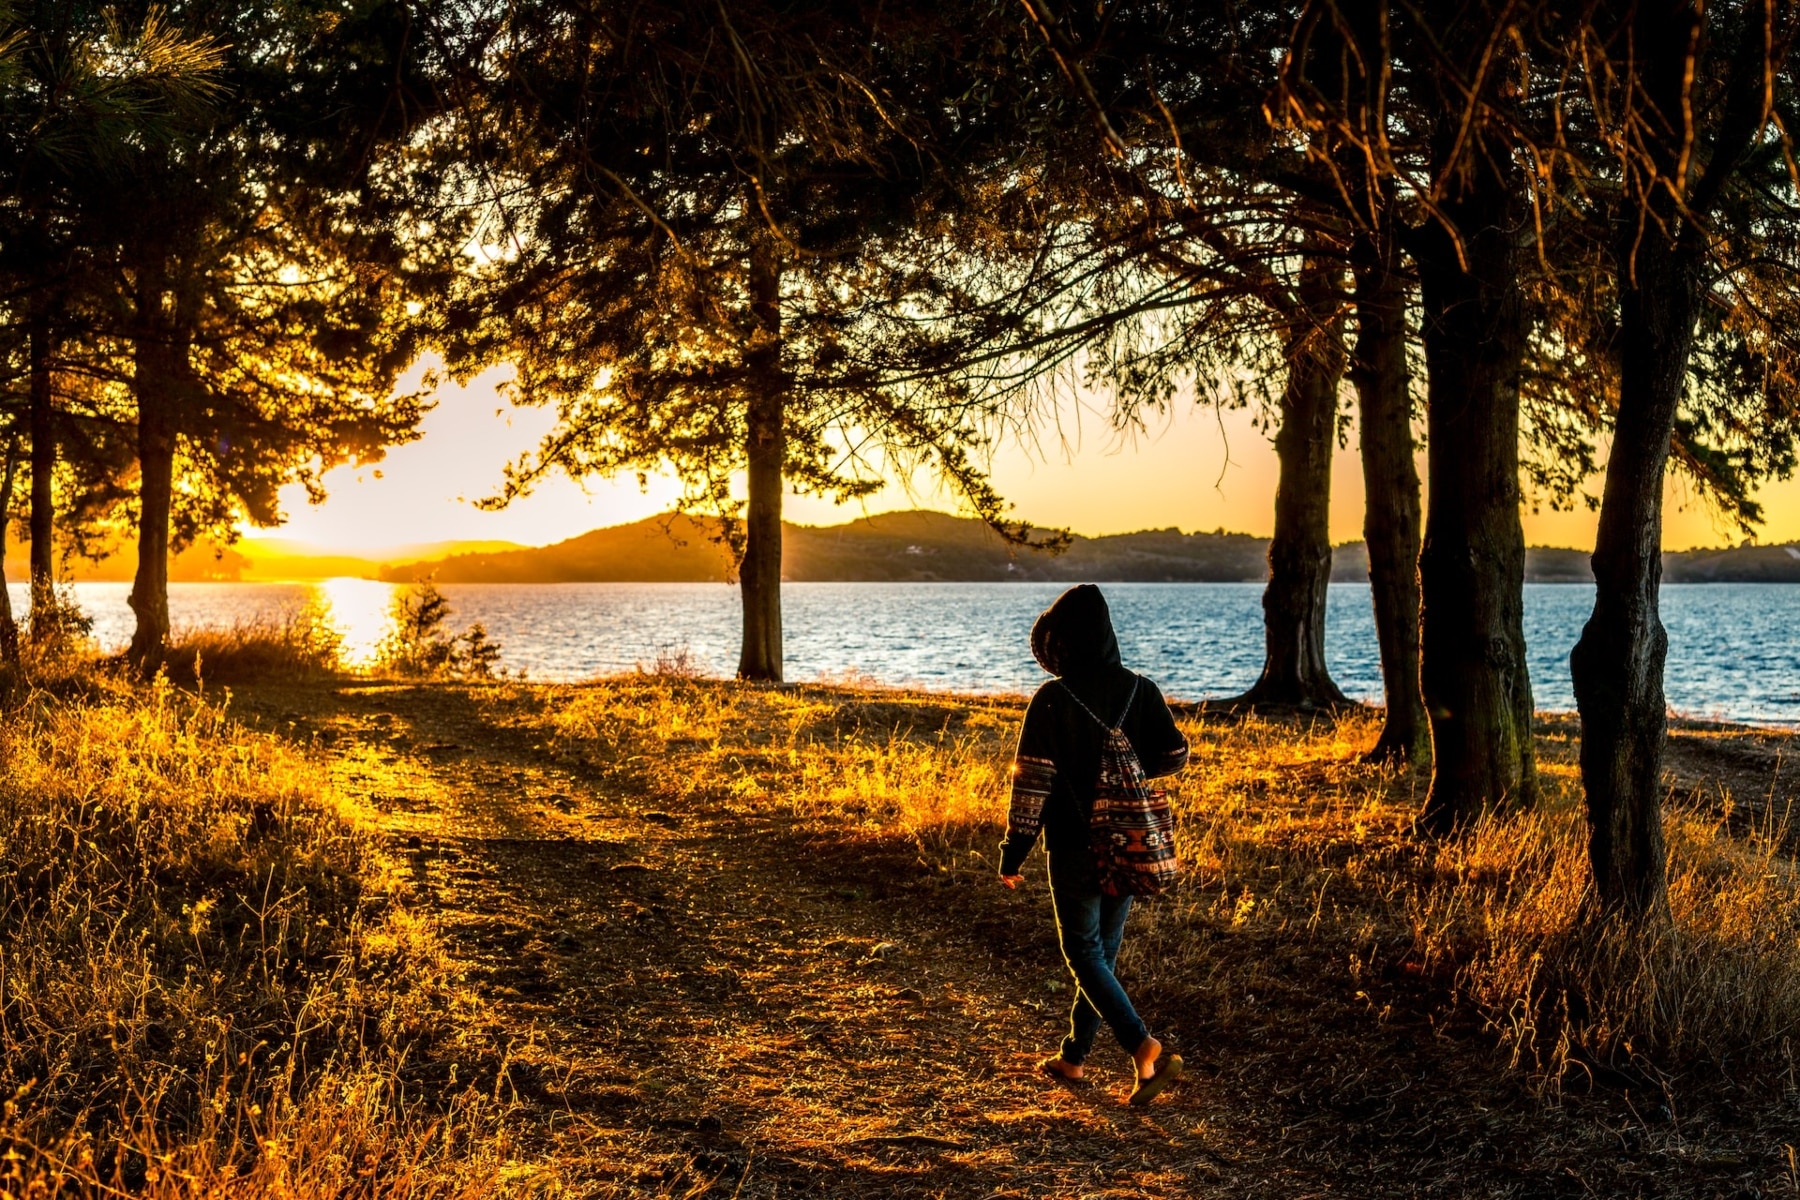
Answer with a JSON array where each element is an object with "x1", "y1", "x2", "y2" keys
[
  {"x1": 370, "y1": 509, "x2": 1793, "y2": 584},
  {"x1": 375, "y1": 510, "x2": 1277, "y2": 583}
]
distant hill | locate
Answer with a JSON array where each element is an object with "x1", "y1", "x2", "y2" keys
[
  {"x1": 1665, "y1": 543, "x2": 1800, "y2": 582},
  {"x1": 1329, "y1": 542, "x2": 1595, "y2": 583},
  {"x1": 234, "y1": 538, "x2": 527, "y2": 579},
  {"x1": 372, "y1": 509, "x2": 1616, "y2": 585},
  {"x1": 1336, "y1": 543, "x2": 1800, "y2": 584},
  {"x1": 14, "y1": 510, "x2": 1800, "y2": 585},
  {"x1": 380, "y1": 515, "x2": 737, "y2": 583},
  {"x1": 788, "y1": 511, "x2": 1275, "y2": 582},
  {"x1": 377, "y1": 511, "x2": 1279, "y2": 584}
]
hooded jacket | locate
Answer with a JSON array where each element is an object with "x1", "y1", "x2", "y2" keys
[{"x1": 999, "y1": 585, "x2": 1189, "y2": 883}]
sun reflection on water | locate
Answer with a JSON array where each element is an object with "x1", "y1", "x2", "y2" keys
[{"x1": 311, "y1": 578, "x2": 400, "y2": 667}]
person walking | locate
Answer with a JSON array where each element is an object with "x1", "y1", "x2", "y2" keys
[{"x1": 999, "y1": 584, "x2": 1190, "y2": 1105}]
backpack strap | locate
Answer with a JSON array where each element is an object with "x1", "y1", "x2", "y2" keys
[{"x1": 1058, "y1": 676, "x2": 1139, "y2": 733}]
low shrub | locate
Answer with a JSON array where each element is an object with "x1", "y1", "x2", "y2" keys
[
  {"x1": 374, "y1": 581, "x2": 500, "y2": 680},
  {"x1": 162, "y1": 603, "x2": 346, "y2": 687}
]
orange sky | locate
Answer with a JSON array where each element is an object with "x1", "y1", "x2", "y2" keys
[{"x1": 242, "y1": 357, "x2": 1784, "y2": 555}]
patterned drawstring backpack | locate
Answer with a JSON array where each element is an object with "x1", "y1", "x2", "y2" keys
[{"x1": 1060, "y1": 677, "x2": 1181, "y2": 897}]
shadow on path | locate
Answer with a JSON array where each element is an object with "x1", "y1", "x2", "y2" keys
[
  {"x1": 227, "y1": 681, "x2": 1799, "y2": 1199},
  {"x1": 242, "y1": 680, "x2": 1272, "y2": 1198}
]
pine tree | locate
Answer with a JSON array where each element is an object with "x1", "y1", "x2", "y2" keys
[
  {"x1": 81, "y1": 0, "x2": 436, "y2": 666},
  {"x1": 439, "y1": 0, "x2": 1051, "y2": 682}
]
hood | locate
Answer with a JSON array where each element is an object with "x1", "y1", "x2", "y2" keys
[{"x1": 1030, "y1": 584, "x2": 1121, "y2": 678}]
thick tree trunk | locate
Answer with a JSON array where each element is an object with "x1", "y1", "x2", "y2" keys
[
  {"x1": 1414, "y1": 179, "x2": 1537, "y2": 832},
  {"x1": 1571, "y1": 247, "x2": 1695, "y2": 917},
  {"x1": 1568, "y1": 1, "x2": 1737, "y2": 917},
  {"x1": 128, "y1": 279, "x2": 183, "y2": 670},
  {"x1": 0, "y1": 436, "x2": 19, "y2": 662},
  {"x1": 128, "y1": 399, "x2": 175, "y2": 669},
  {"x1": 1241, "y1": 254, "x2": 1348, "y2": 708},
  {"x1": 26, "y1": 312, "x2": 54, "y2": 633},
  {"x1": 1351, "y1": 225, "x2": 1428, "y2": 763},
  {"x1": 737, "y1": 243, "x2": 784, "y2": 682}
]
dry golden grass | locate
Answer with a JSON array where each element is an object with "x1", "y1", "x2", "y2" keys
[
  {"x1": 530, "y1": 676, "x2": 1800, "y2": 1086},
  {"x1": 160, "y1": 608, "x2": 346, "y2": 687},
  {"x1": 535, "y1": 674, "x2": 1016, "y2": 859},
  {"x1": 10, "y1": 635, "x2": 1800, "y2": 1195},
  {"x1": 0, "y1": 667, "x2": 507, "y2": 1197},
  {"x1": 1127, "y1": 710, "x2": 1800, "y2": 1083}
]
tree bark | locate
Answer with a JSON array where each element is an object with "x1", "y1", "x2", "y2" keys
[
  {"x1": 1414, "y1": 166, "x2": 1537, "y2": 832},
  {"x1": 128, "y1": 398, "x2": 176, "y2": 669},
  {"x1": 0, "y1": 436, "x2": 19, "y2": 662},
  {"x1": 128, "y1": 278, "x2": 183, "y2": 669},
  {"x1": 1567, "y1": 0, "x2": 1757, "y2": 917},
  {"x1": 26, "y1": 310, "x2": 55, "y2": 633},
  {"x1": 1351, "y1": 223, "x2": 1428, "y2": 763},
  {"x1": 1570, "y1": 244, "x2": 1695, "y2": 917},
  {"x1": 1241, "y1": 252, "x2": 1348, "y2": 708},
  {"x1": 737, "y1": 241, "x2": 785, "y2": 682}
]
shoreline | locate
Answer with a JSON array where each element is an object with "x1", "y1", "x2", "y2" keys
[
  {"x1": 11, "y1": 584, "x2": 1800, "y2": 725},
  {"x1": 35, "y1": 638, "x2": 1800, "y2": 733}
]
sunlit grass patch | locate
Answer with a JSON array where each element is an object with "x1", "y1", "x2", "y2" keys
[
  {"x1": 1147, "y1": 708, "x2": 1800, "y2": 1082},
  {"x1": 1453, "y1": 796, "x2": 1800, "y2": 1078},
  {"x1": 0, "y1": 676, "x2": 504, "y2": 1196},
  {"x1": 785, "y1": 728, "x2": 1009, "y2": 854},
  {"x1": 513, "y1": 676, "x2": 1800, "y2": 1087},
  {"x1": 519, "y1": 674, "x2": 1020, "y2": 859},
  {"x1": 161, "y1": 605, "x2": 346, "y2": 687}
]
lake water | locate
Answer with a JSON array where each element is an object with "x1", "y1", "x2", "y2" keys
[{"x1": 8, "y1": 580, "x2": 1800, "y2": 724}]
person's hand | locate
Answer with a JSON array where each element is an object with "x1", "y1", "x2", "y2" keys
[{"x1": 999, "y1": 873, "x2": 1024, "y2": 890}]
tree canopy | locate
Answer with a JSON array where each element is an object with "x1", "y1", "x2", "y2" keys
[{"x1": 1, "y1": 0, "x2": 1797, "y2": 915}]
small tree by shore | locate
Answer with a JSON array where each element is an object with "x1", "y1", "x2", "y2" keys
[{"x1": 375, "y1": 580, "x2": 500, "y2": 680}]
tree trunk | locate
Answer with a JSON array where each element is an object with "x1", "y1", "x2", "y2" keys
[
  {"x1": 1570, "y1": 245, "x2": 1695, "y2": 917},
  {"x1": 1414, "y1": 171, "x2": 1537, "y2": 832},
  {"x1": 26, "y1": 311, "x2": 54, "y2": 634},
  {"x1": 737, "y1": 241, "x2": 784, "y2": 682},
  {"x1": 0, "y1": 436, "x2": 19, "y2": 662},
  {"x1": 129, "y1": 279, "x2": 182, "y2": 670},
  {"x1": 1241, "y1": 253, "x2": 1348, "y2": 708},
  {"x1": 128, "y1": 399, "x2": 175, "y2": 669},
  {"x1": 1568, "y1": 1, "x2": 1736, "y2": 917},
  {"x1": 1351, "y1": 223, "x2": 1428, "y2": 763}
]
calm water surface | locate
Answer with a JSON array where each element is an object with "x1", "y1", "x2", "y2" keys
[{"x1": 9, "y1": 580, "x2": 1800, "y2": 724}]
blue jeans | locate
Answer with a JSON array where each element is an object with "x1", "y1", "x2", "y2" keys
[{"x1": 1049, "y1": 864, "x2": 1149, "y2": 1064}]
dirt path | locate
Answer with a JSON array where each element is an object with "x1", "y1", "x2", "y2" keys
[
  {"x1": 227, "y1": 681, "x2": 1800, "y2": 1198},
  {"x1": 251, "y1": 681, "x2": 1286, "y2": 1199}
]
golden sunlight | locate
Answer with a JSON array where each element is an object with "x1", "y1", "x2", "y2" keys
[
  {"x1": 312, "y1": 578, "x2": 401, "y2": 667},
  {"x1": 252, "y1": 358, "x2": 1785, "y2": 556}
]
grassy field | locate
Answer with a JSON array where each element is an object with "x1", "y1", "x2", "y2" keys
[
  {"x1": 0, "y1": 652, "x2": 509, "y2": 1197},
  {"x1": 6, "y1": 637, "x2": 1800, "y2": 1195},
  {"x1": 514, "y1": 672, "x2": 1800, "y2": 1077}
]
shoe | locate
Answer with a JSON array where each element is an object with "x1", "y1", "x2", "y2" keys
[{"x1": 1128, "y1": 1053, "x2": 1183, "y2": 1106}]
